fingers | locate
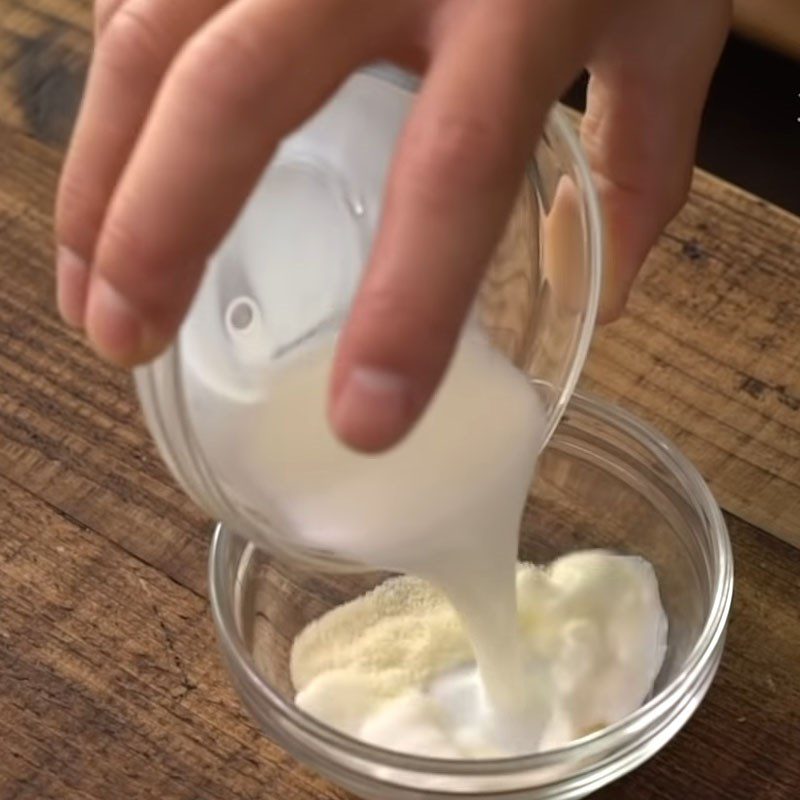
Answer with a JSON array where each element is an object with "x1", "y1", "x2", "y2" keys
[
  {"x1": 330, "y1": 0, "x2": 597, "y2": 452},
  {"x1": 581, "y1": 0, "x2": 731, "y2": 321},
  {"x1": 55, "y1": 0, "x2": 226, "y2": 328},
  {"x1": 84, "y1": 0, "x2": 404, "y2": 365}
]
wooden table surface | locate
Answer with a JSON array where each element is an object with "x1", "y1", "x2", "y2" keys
[{"x1": 1, "y1": 2, "x2": 799, "y2": 799}]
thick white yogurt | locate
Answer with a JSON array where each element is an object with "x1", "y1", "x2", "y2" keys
[{"x1": 291, "y1": 552, "x2": 668, "y2": 758}]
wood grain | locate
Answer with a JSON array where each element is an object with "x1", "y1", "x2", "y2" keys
[
  {"x1": 0, "y1": 0, "x2": 798, "y2": 798},
  {"x1": 0, "y1": 0, "x2": 89, "y2": 145},
  {"x1": 582, "y1": 176, "x2": 800, "y2": 548},
  {"x1": 0, "y1": 128, "x2": 213, "y2": 596},
  {"x1": 0, "y1": 473, "x2": 349, "y2": 800}
]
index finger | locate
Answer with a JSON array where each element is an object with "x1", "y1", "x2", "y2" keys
[{"x1": 84, "y1": 0, "x2": 403, "y2": 364}]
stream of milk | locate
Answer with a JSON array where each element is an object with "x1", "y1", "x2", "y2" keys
[
  {"x1": 248, "y1": 330, "x2": 546, "y2": 724},
  {"x1": 195, "y1": 329, "x2": 666, "y2": 755}
]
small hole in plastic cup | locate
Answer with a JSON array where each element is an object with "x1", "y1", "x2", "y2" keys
[{"x1": 227, "y1": 297, "x2": 258, "y2": 336}]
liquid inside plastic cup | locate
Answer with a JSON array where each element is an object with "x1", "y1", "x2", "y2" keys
[{"x1": 134, "y1": 64, "x2": 603, "y2": 567}]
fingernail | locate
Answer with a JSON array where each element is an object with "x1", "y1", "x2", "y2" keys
[
  {"x1": 85, "y1": 276, "x2": 160, "y2": 366},
  {"x1": 331, "y1": 367, "x2": 415, "y2": 453},
  {"x1": 56, "y1": 247, "x2": 90, "y2": 328}
]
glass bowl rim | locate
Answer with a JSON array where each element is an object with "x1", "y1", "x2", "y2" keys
[{"x1": 208, "y1": 390, "x2": 734, "y2": 778}]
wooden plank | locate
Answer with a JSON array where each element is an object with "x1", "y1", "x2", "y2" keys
[
  {"x1": 0, "y1": 0, "x2": 89, "y2": 145},
  {"x1": 734, "y1": 0, "x2": 800, "y2": 59},
  {"x1": 0, "y1": 126, "x2": 212, "y2": 596},
  {"x1": 583, "y1": 175, "x2": 800, "y2": 547},
  {"x1": 0, "y1": 473, "x2": 349, "y2": 800},
  {"x1": 1, "y1": 470, "x2": 797, "y2": 799}
]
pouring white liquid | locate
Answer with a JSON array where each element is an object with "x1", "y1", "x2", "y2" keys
[
  {"x1": 240, "y1": 330, "x2": 547, "y2": 721},
  {"x1": 192, "y1": 328, "x2": 666, "y2": 755}
]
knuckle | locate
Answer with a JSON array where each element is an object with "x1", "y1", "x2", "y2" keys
[
  {"x1": 401, "y1": 114, "x2": 512, "y2": 197},
  {"x1": 100, "y1": 216, "x2": 149, "y2": 274},
  {"x1": 98, "y1": 208, "x2": 196, "y2": 324},
  {"x1": 95, "y1": 2, "x2": 166, "y2": 76},
  {"x1": 55, "y1": 172, "x2": 105, "y2": 251},
  {"x1": 96, "y1": 217, "x2": 162, "y2": 311},
  {"x1": 171, "y1": 28, "x2": 270, "y2": 117}
]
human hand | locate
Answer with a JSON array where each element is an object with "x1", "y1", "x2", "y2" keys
[{"x1": 56, "y1": 0, "x2": 730, "y2": 452}]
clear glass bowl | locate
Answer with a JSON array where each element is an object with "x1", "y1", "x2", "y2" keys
[
  {"x1": 134, "y1": 65, "x2": 602, "y2": 568},
  {"x1": 209, "y1": 392, "x2": 733, "y2": 799}
]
